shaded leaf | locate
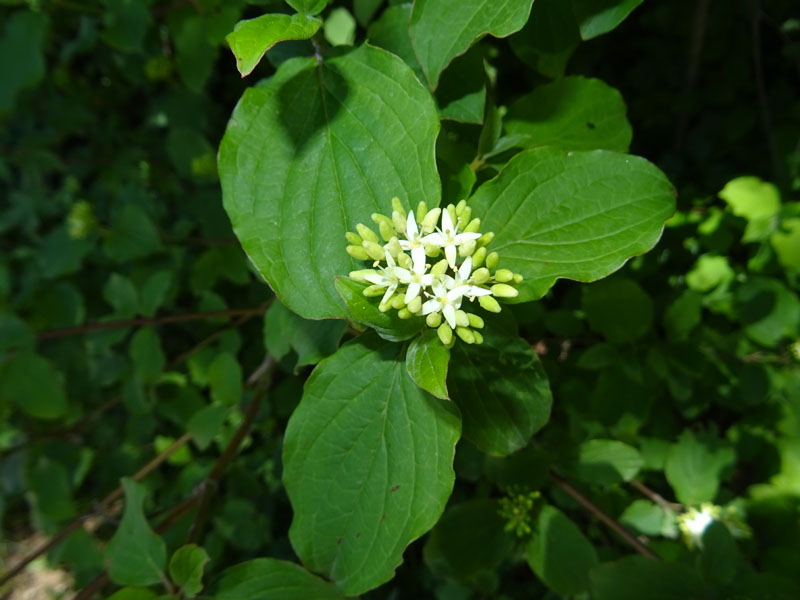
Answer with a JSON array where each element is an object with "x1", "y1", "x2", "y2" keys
[
  {"x1": 335, "y1": 277, "x2": 425, "y2": 341},
  {"x1": 406, "y1": 329, "x2": 450, "y2": 399},
  {"x1": 665, "y1": 430, "x2": 735, "y2": 505},
  {"x1": 569, "y1": 438, "x2": 644, "y2": 484},
  {"x1": 582, "y1": 277, "x2": 654, "y2": 343},
  {"x1": 169, "y1": 544, "x2": 210, "y2": 598},
  {"x1": 0, "y1": 351, "x2": 68, "y2": 420},
  {"x1": 591, "y1": 556, "x2": 709, "y2": 600},
  {"x1": 0, "y1": 11, "x2": 46, "y2": 113},
  {"x1": 572, "y1": 0, "x2": 644, "y2": 40}
]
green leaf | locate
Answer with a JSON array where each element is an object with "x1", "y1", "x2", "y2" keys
[
  {"x1": 469, "y1": 147, "x2": 675, "y2": 302},
  {"x1": 619, "y1": 500, "x2": 676, "y2": 537},
  {"x1": 700, "y1": 521, "x2": 738, "y2": 586},
  {"x1": 436, "y1": 46, "x2": 486, "y2": 124},
  {"x1": 367, "y1": 4, "x2": 425, "y2": 83},
  {"x1": 106, "y1": 588, "x2": 159, "y2": 600},
  {"x1": 736, "y1": 277, "x2": 800, "y2": 347},
  {"x1": 686, "y1": 254, "x2": 734, "y2": 292},
  {"x1": 226, "y1": 13, "x2": 322, "y2": 77},
  {"x1": 324, "y1": 7, "x2": 357, "y2": 47},
  {"x1": 0, "y1": 351, "x2": 68, "y2": 420},
  {"x1": 129, "y1": 327, "x2": 166, "y2": 384},
  {"x1": 187, "y1": 404, "x2": 228, "y2": 450},
  {"x1": 663, "y1": 289, "x2": 703, "y2": 341},
  {"x1": 335, "y1": 277, "x2": 425, "y2": 341},
  {"x1": 527, "y1": 505, "x2": 598, "y2": 596},
  {"x1": 169, "y1": 544, "x2": 210, "y2": 598},
  {"x1": 283, "y1": 333, "x2": 461, "y2": 595},
  {"x1": 286, "y1": 0, "x2": 329, "y2": 16},
  {"x1": 208, "y1": 352, "x2": 242, "y2": 405},
  {"x1": 665, "y1": 430, "x2": 735, "y2": 505},
  {"x1": 219, "y1": 44, "x2": 440, "y2": 320},
  {"x1": 140, "y1": 270, "x2": 173, "y2": 317},
  {"x1": 569, "y1": 438, "x2": 644, "y2": 484},
  {"x1": 214, "y1": 558, "x2": 346, "y2": 599},
  {"x1": 719, "y1": 176, "x2": 781, "y2": 242},
  {"x1": 354, "y1": 0, "x2": 384, "y2": 26},
  {"x1": 509, "y1": 0, "x2": 580, "y2": 78},
  {"x1": 0, "y1": 312, "x2": 34, "y2": 352},
  {"x1": 406, "y1": 329, "x2": 450, "y2": 399},
  {"x1": 591, "y1": 556, "x2": 709, "y2": 600},
  {"x1": 771, "y1": 217, "x2": 800, "y2": 273},
  {"x1": 104, "y1": 204, "x2": 162, "y2": 262},
  {"x1": 27, "y1": 457, "x2": 76, "y2": 525},
  {"x1": 39, "y1": 225, "x2": 93, "y2": 279},
  {"x1": 572, "y1": 0, "x2": 644, "y2": 40},
  {"x1": 505, "y1": 76, "x2": 632, "y2": 152},
  {"x1": 423, "y1": 499, "x2": 513, "y2": 583},
  {"x1": 0, "y1": 10, "x2": 46, "y2": 113},
  {"x1": 106, "y1": 478, "x2": 167, "y2": 587},
  {"x1": 103, "y1": 273, "x2": 140, "y2": 317},
  {"x1": 174, "y1": 16, "x2": 217, "y2": 92},
  {"x1": 101, "y1": 0, "x2": 152, "y2": 52},
  {"x1": 582, "y1": 277, "x2": 654, "y2": 343},
  {"x1": 408, "y1": 0, "x2": 535, "y2": 89},
  {"x1": 447, "y1": 328, "x2": 552, "y2": 456},
  {"x1": 263, "y1": 301, "x2": 346, "y2": 368}
]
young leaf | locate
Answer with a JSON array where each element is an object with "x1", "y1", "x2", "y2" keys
[
  {"x1": 505, "y1": 76, "x2": 632, "y2": 152},
  {"x1": 406, "y1": 329, "x2": 450, "y2": 399},
  {"x1": 527, "y1": 505, "x2": 598, "y2": 596},
  {"x1": 448, "y1": 328, "x2": 552, "y2": 456},
  {"x1": 208, "y1": 352, "x2": 242, "y2": 406},
  {"x1": 409, "y1": 0, "x2": 535, "y2": 89},
  {"x1": 219, "y1": 44, "x2": 440, "y2": 320},
  {"x1": 214, "y1": 558, "x2": 346, "y2": 599},
  {"x1": 665, "y1": 430, "x2": 735, "y2": 505},
  {"x1": 226, "y1": 13, "x2": 322, "y2": 77},
  {"x1": 0, "y1": 351, "x2": 68, "y2": 420},
  {"x1": 335, "y1": 277, "x2": 425, "y2": 342},
  {"x1": 129, "y1": 327, "x2": 166, "y2": 383},
  {"x1": 283, "y1": 333, "x2": 461, "y2": 595},
  {"x1": 286, "y1": 0, "x2": 329, "y2": 16},
  {"x1": 187, "y1": 404, "x2": 228, "y2": 450},
  {"x1": 169, "y1": 544, "x2": 210, "y2": 598},
  {"x1": 105, "y1": 478, "x2": 167, "y2": 587},
  {"x1": 263, "y1": 300, "x2": 346, "y2": 369},
  {"x1": 469, "y1": 147, "x2": 675, "y2": 302},
  {"x1": 572, "y1": 0, "x2": 644, "y2": 40},
  {"x1": 569, "y1": 438, "x2": 644, "y2": 484}
]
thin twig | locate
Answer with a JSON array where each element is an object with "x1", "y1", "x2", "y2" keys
[
  {"x1": 628, "y1": 480, "x2": 683, "y2": 512},
  {"x1": 549, "y1": 472, "x2": 660, "y2": 561},
  {"x1": 36, "y1": 305, "x2": 268, "y2": 340}
]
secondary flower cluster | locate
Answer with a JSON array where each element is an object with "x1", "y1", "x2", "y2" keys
[{"x1": 345, "y1": 197, "x2": 522, "y2": 347}]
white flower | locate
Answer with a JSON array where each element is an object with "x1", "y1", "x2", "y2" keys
[
  {"x1": 452, "y1": 256, "x2": 492, "y2": 300},
  {"x1": 398, "y1": 211, "x2": 427, "y2": 268},
  {"x1": 422, "y1": 208, "x2": 481, "y2": 268},
  {"x1": 363, "y1": 250, "x2": 400, "y2": 307},
  {"x1": 393, "y1": 247, "x2": 433, "y2": 304},
  {"x1": 421, "y1": 276, "x2": 468, "y2": 329}
]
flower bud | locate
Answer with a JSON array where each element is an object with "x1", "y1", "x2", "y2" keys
[
  {"x1": 486, "y1": 251, "x2": 499, "y2": 269},
  {"x1": 458, "y1": 239, "x2": 477, "y2": 257},
  {"x1": 392, "y1": 196, "x2": 405, "y2": 216},
  {"x1": 416, "y1": 201, "x2": 428, "y2": 222},
  {"x1": 472, "y1": 247, "x2": 487, "y2": 267},
  {"x1": 386, "y1": 237, "x2": 402, "y2": 258},
  {"x1": 459, "y1": 206, "x2": 472, "y2": 225},
  {"x1": 347, "y1": 245, "x2": 369, "y2": 260},
  {"x1": 424, "y1": 243, "x2": 441, "y2": 258},
  {"x1": 391, "y1": 294, "x2": 406, "y2": 309},
  {"x1": 446, "y1": 204, "x2": 457, "y2": 228},
  {"x1": 431, "y1": 258, "x2": 449, "y2": 275},
  {"x1": 407, "y1": 296, "x2": 422, "y2": 313},
  {"x1": 397, "y1": 252, "x2": 412, "y2": 269},
  {"x1": 513, "y1": 273, "x2": 524, "y2": 284},
  {"x1": 426, "y1": 311, "x2": 442, "y2": 328},
  {"x1": 455, "y1": 199, "x2": 467, "y2": 216},
  {"x1": 349, "y1": 269, "x2": 376, "y2": 283},
  {"x1": 362, "y1": 240, "x2": 385, "y2": 261},
  {"x1": 378, "y1": 219, "x2": 395, "y2": 242},
  {"x1": 437, "y1": 323, "x2": 453, "y2": 345},
  {"x1": 456, "y1": 327, "x2": 475, "y2": 344},
  {"x1": 364, "y1": 285, "x2": 385, "y2": 297},
  {"x1": 397, "y1": 308, "x2": 413, "y2": 319},
  {"x1": 479, "y1": 295, "x2": 502, "y2": 313},
  {"x1": 491, "y1": 283, "x2": 519, "y2": 298},
  {"x1": 472, "y1": 330, "x2": 484, "y2": 344},
  {"x1": 495, "y1": 269, "x2": 514, "y2": 283},
  {"x1": 345, "y1": 231, "x2": 362, "y2": 245},
  {"x1": 392, "y1": 210, "x2": 406, "y2": 234},
  {"x1": 467, "y1": 313, "x2": 484, "y2": 329},
  {"x1": 379, "y1": 301, "x2": 392, "y2": 312},
  {"x1": 421, "y1": 208, "x2": 441, "y2": 233},
  {"x1": 477, "y1": 231, "x2": 495, "y2": 248},
  {"x1": 464, "y1": 218, "x2": 481, "y2": 233},
  {"x1": 455, "y1": 310, "x2": 470, "y2": 328},
  {"x1": 356, "y1": 223, "x2": 378, "y2": 243},
  {"x1": 471, "y1": 267, "x2": 490, "y2": 284}
]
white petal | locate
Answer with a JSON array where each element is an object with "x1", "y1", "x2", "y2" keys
[
  {"x1": 447, "y1": 285, "x2": 469, "y2": 302},
  {"x1": 398, "y1": 239, "x2": 412, "y2": 249},
  {"x1": 466, "y1": 285, "x2": 492, "y2": 297},
  {"x1": 442, "y1": 304, "x2": 456, "y2": 329},
  {"x1": 458, "y1": 256, "x2": 472, "y2": 281},
  {"x1": 420, "y1": 274, "x2": 434, "y2": 286},
  {"x1": 432, "y1": 280, "x2": 447, "y2": 297},
  {"x1": 421, "y1": 232, "x2": 445, "y2": 246},
  {"x1": 421, "y1": 299, "x2": 441, "y2": 315},
  {"x1": 381, "y1": 283, "x2": 397, "y2": 307},
  {"x1": 405, "y1": 282, "x2": 421, "y2": 304},
  {"x1": 441, "y1": 207, "x2": 454, "y2": 234},
  {"x1": 454, "y1": 232, "x2": 481, "y2": 243},
  {"x1": 445, "y1": 244, "x2": 457, "y2": 268},
  {"x1": 406, "y1": 211, "x2": 419, "y2": 238},
  {"x1": 364, "y1": 273, "x2": 387, "y2": 285},
  {"x1": 393, "y1": 267, "x2": 412, "y2": 283},
  {"x1": 411, "y1": 245, "x2": 427, "y2": 272}
]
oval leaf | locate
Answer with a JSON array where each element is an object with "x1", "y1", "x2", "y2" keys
[
  {"x1": 409, "y1": 0, "x2": 534, "y2": 89},
  {"x1": 219, "y1": 44, "x2": 441, "y2": 320},
  {"x1": 447, "y1": 328, "x2": 552, "y2": 456},
  {"x1": 214, "y1": 558, "x2": 347, "y2": 599},
  {"x1": 572, "y1": 0, "x2": 644, "y2": 40},
  {"x1": 469, "y1": 147, "x2": 675, "y2": 302},
  {"x1": 335, "y1": 277, "x2": 425, "y2": 341},
  {"x1": 226, "y1": 13, "x2": 322, "y2": 77},
  {"x1": 569, "y1": 439, "x2": 644, "y2": 484},
  {"x1": 283, "y1": 333, "x2": 461, "y2": 594},
  {"x1": 406, "y1": 329, "x2": 450, "y2": 399},
  {"x1": 0, "y1": 350, "x2": 68, "y2": 420}
]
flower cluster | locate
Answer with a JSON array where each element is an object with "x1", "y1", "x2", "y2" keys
[{"x1": 345, "y1": 197, "x2": 523, "y2": 347}]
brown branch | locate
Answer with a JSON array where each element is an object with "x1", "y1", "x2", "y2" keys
[
  {"x1": 628, "y1": 480, "x2": 683, "y2": 513},
  {"x1": 36, "y1": 305, "x2": 268, "y2": 340},
  {"x1": 549, "y1": 472, "x2": 660, "y2": 561}
]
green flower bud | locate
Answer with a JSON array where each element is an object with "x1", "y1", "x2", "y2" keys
[
  {"x1": 379, "y1": 297, "x2": 394, "y2": 312},
  {"x1": 364, "y1": 285, "x2": 386, "y2": 297},
  {"x1": 455, "y1": 310, "x2": 470, "y2": 328},
  {"x1": 495, "y1": 269, "x2": 514, "y2": 283},
  {"x1": 356, "y1": 223, "x2": 378, "y2": 243},
  {"x1": 446, "y1": 204, "x2": 457, "y2": 228},
  {"x1": 477, "y1": 231, "x2": 495, "y2": 248},
  {"x1": 464, "y1": 217, "x2": 481, "y2": 233},
  {"x1": 426, "y1": 311, "x2": 442, "y2": 328},
  {"x1": 458, "y1": 239, "x2": 477, "y2": 257},
  {"x1": 513, "y1": 273, "x2": 524, "y2": 284},
  {"x1": 349, "y1": 269, "x2": 376, "y2": 283},
  {"x1": 455, "y1": 199, "x2": 467, "y2": 216},
  {"x1": 363, "y1": 240, "x2": 385, "y2": 261},
  {"x1": 421, "y1": 208, "x2": 441, "y2": 233},
  {"x1": 472, "y1": 247, "x2": 487, "y2": 267},
  {"x1": 347, "y1": 245, "x2": 369, "y2": 260},
  {"x1": 459, "y1": 206, "x2": 472, "y2": 225},
  {"x1": 456, "y1": 326, "x2": 475, "y2": 344},
  {"x1": 424, "y1": 243, "x2": 441, "y2": 258},
  {"x1": 467, "y1": 313, "x2": 484, "y2": 329},
  {"x1": 407, "y1": 296, "x2": 422, "y2": 313},
  {"x1": 378, "y1": 219, "x2": 395, "y2": 242},
  {"x1": 397, "y1": 252, "x2": 412, "y2": 269},
  {"x1": 431, "y1": 258, "x2": 449, "y2": 275},
  {"x1": 471, "y1": 267, "x2": 491, "y2": 284},
  {"x1": 491, "y1": 283, "x2": 519, "y2": 298},
  {"x1": 416, "y1": 201, "x2": 428, "y2": 222},
  {"x1": 397, "y1": 308, "x2": 413, "y2": 319},
  {"x1": 392, "y1": 210, "x2": 406, "y2": 233},
  {"x1": 391, "y1": 294, "x2": 406, "y2": 309},
  {"x1": 486, "y1": 251, "x2": 499, "y2": 269},
  {"x1": 437, "y1": 323, "x2": 453, "y2": 345},
  {"x1": 472, "y1": 330, "x2": 484, "y2": 344},
  {"x1": 479, "y1": 295, "x2": 502, "y2": 313},
  {"x1": 386, "y1": 237, "x2": 402, "y2": 258},
  {"x1": 345, "y1": 231, "x2": 362, "y2": 245},
  {"x1": 392, "y1": 196, "x2": 405, "y2": 216}
]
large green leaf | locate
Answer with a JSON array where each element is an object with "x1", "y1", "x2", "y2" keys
[
  {"x1": 0, "y1": 11, "x2": 46, "y2": 113},
  {"x1": 408, "y1": 0, "x2": 534, "y2": 89},
  {"x1": 219, "y1": 44, "x2": 440, "y2": 320},
  {"x1": 226, "y1": 13, "x2": 322, "y2": 77},
  {"x1": 469, "y1": 147, "x2": 675, "y2": 302},
  {"x1": 214, "y1": 558, "x2": 347, "y2": 599},
  {"x1": 572, "y1": 0, "x2": 644, "y2": 40},
  {"x1": 447, "y1": 328, "x2": 552, "y2": 456},
  {"x1": 0, "y1": 351, "x2": 68, "y2": 420},
  {"x1": 406, "y1": 329, "x2": 450, "y2": 399},
  {"x1": 664, "y1": 430, "x2": 735, "y2": 505},
  {"x1": 283, "y1": 333, "x2": 461, "y2": 594},
  {"x1": 335, "y1": 277, "x2": 426, "y2": 341},
  {"x1": 505, "y1": 76, "x2": 632, "y2": 152},
  {"x1": 105, "y1": 478, "x2": 167, "y2": 587}
]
